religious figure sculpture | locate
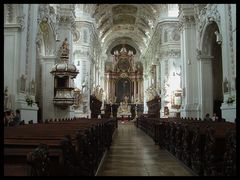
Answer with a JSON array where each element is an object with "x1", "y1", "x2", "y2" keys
[
  {"x1": 146, "y1": 85, "x2": 159, "y2": 102},
  {"x1": 118, "y1": 102, "x2": 130, "y2": 114},
  {"x1": 30, "y1": 80, "x2": 35, "y2": 95},
  {"x1": 95, "y1": 85, "x2": 100, "y2": 100},
  {"x1": 98, "y1": 88, "x2": 104, "y2": 101},
  {"x1": 113, "y1": 96, "x2": 117, "y2": 103},
  {"x1": 20, "y1": 74, "x2": 27, "y2": 93},
  {"x1": 91, "y1": 86, "x2": 96, "y2": 96},
  {"x1": 215, "y1": 31, "x2": 222, "y2": 44},
  {"x1": 4, "y1": 86, "x2": 12, "y2": 110},
  {"x1": 120, "y1": 46, "x2": 127, "y2": 53},
  {"x1": 73, "y1": 88, "x2": 82, "y2": 109},
  {"x1": 117, "y1": 96, "x2": 131, "y2": 117},
  {"x1": 223, "y1": 77, "x2": 229, "y2": 93},
  {"x1": 60, "y1": 38, "x2": 69, "y2": 60},
  {"x1": 82, "y1": 76, "x2": 88, "y2": 94},
  {"x1": 124, "y1": 95, "x2": 129, "y2": 103}
]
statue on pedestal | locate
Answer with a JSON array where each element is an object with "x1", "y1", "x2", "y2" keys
[
  {"x1": 118, "y1": 102, "x2": 129, "y2": 113},
  {"x1": 20, "y1": 74, "x2": 27, "y2": 93},
  {"x1": 123, "y1": 95, "x2": 129, "y2": 103},
  {"x1": 30, "y1": 80, "x2": 35, "y2": 95},
  {"x1": 4, "y1": 86, "x2": 12, "y2": 110},
  {"x1": 117, "y1": 96, "x2": 131, "y2": 117},
  {"x1": 60, "y1": 38, "x2": 69, "y2": 60}
]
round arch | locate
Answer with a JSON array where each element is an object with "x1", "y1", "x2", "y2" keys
[
  {"x1": 36, "y1": 19, "x2": 56, "y2": 56},
  {"x1": 200, "y1": 21, "x2": 223, "y2": 119},
  {"x1": 35, "y1": 19, "x2": 56, "y2": 122}
]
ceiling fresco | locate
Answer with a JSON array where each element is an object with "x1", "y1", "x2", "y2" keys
[
  {"x1": 76, "y1": 4, "x2": 174, "y2": 55},
  {"x1": 112, "y1": 5, "x2": 138, "y2": 15},
  {"x1": 113, "y1": 15, "x2": 136, "y2": 25}
]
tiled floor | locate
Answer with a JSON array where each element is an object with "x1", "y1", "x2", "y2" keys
[{"x1": 97, "y1": 121, "x2": 195, "y2": 176}]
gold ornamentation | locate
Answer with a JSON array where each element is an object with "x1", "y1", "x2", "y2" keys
[{"x1": 39, "y1": 21, "x2": 48, "y2": 34}]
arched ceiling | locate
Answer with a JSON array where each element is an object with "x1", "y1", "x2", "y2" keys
[{"x1": 75, "y1": 4, "x2": 170, "y2": 55}]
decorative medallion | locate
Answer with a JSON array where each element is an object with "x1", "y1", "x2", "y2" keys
[
  {"x1": 117, "y1": 58, "x2": 130, "y2": 72},
  {"x1": 120, "y1": 73, "x2": 128, "y2": 78}
]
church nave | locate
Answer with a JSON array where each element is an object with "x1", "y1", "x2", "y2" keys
[
  {"x1": 4, "y1": 4, "x2": 236, "y2": 176},
  {"x1": 97, "y1": 122, "x2": 194, "y2": 176}
]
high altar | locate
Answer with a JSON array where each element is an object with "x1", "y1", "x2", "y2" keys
[
  {"x1": 117, "y1": 96, "x2": 131, "y2": 118},
  {"x1": 104, "y1": 44, "x2": 144, "y2": 118}
]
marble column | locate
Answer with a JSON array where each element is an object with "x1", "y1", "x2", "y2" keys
[
  {"x1": 110, "y1": 78, "x2": 113, "y2": 102},
  {"x1": 4, "y1": 4, "x2": 39, "y2": 122},
  {"x1": 140, "y1": 79, "x2": 143, "y2": 102},
  {"x1": 155, "y1": 63, "x2": 160, "y2": 90},
  {"x1": 53, "y1": 4, "x2": 76, "y2": 118},
  {"x1": 106, "y1": 75, "x2": 109, "y2": 102},
  {"x1": 113, "y1": 78, "x2": 116, "y2": 101},
  {"x1": 104, "y1": 76, "x2": 108, "y2": 101},
  {"x1": 143, "y1": 75, "x2": 148, "y2": 113},
  {"x1": 133, "y1": 79, "x2": 136, "y2": 101},
  {"x1": 198, "y1": 56, "x2": 214, "y2": 119},
  {"x1": 40, "y1": 56, "x2": 56, "y2": 121},
  {"x1": 179, "y1": 5, "x2": 199, "y2": 118}
]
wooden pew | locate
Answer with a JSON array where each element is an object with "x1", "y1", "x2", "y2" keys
[
  {"x1": 136, "y1": 115, "x2": 236, "y2": 176},
  {"x1": 223, "y1": 129, "x2": 236, "y2": 176},
  {"x1": 4, "y1": 118, "x2": 117, "y2": 176}
]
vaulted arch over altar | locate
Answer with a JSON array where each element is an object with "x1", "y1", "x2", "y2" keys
[{"x1": 104, "y1": 44, "x2": 144, "y2": 118}]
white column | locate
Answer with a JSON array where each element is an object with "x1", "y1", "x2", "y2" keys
[
  {"x1": 109, "y1": 78, "x2": 112, "y2": 102},
  {"x1": 156, "y1": 64, "x2": 159, "y2": 89},
  {"x1": 138, "y1": 79, "x2": 140, "y2": 100},
  {"x1": 143, "y1": 75, "x2": 148, "y2": 113},
  {"x1": 179, "y1": 6, "x2": 199, "y2": 118},
  {"x1": 141, "y1": 79, "x2": 144, "y2": 102},
  {"x1": 41, "y1": 56, "x2": 55, "y2": 121},
  {"x1": 198, "y1": 56, "x2": 213, "y2": 119},
  {"x1": 110, "y1": 77, "x2": 112, "y2": 101},
  {"x1": 159, "y1": 60, "x2": 164, "y2": 117},
  {"x1": 133, "y1": 79, "x2": 136, "y2": 101},
  {"x1": 4, "y1": 4, "x2": 26, "y2": 111},
  {"x1": 106, "y1": 75, "x2": 109, "y2": 102},
  {"x1": 4, "y1": 26, "x2": 21, "y2": 111}
]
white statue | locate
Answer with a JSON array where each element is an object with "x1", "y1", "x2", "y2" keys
[
  {"x1": 99, "y1": 88, "x2": 103, "y2": 101},
  {"x1": 20, "y1": 74, "x2": 27, "y2": 92},
  {"x1": 120, "y1": 46, "x2": 127, "y2": 53},
  {"x1": 4, "y1": 86, "x2": 11, "y2": 110},
  {"x1": 118, "y1": 102, "x2": 129, "y2": 113},
  {"x1": 124, "y1": 95, "x2": 129, "y2": 103},
  {"x1": 30, "y1": 80, "x2": 35, "y2": 95},
  {"x1": 117, "y1": 97, "x2": 131, "y2": 117},
  {"x1": 95, "y1": 85, "x2": 100, "y2": 99},
  {"x1": 113, "y1": 96, "x2": 117, "y2": 103},
  {"x1": 215, "y1": 31, "x2": 222, "y2": 44},
  {"x1": 92, "y1": 86, "x2": 96, "y2": 96}
]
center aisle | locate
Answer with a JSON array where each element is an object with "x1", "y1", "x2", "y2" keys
[{"x1": 97, "y1": 121, "x2": 195, "y2": 176}]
